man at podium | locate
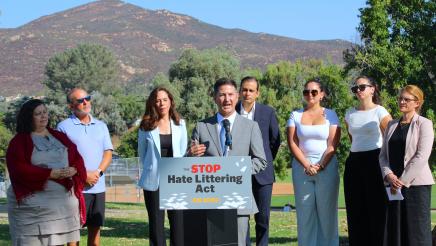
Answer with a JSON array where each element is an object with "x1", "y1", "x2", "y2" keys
[{"x1": 188, "y1": 77, "x2": 267, "y2": 245}]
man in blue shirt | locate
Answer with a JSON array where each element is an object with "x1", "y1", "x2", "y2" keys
[{"x1": 58, "y1": 88, "x2": 113, "y2": 246}]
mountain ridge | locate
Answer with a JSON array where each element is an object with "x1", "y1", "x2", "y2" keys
[{"x1": 0, "y1": 0, "x2": 351, "y2": 96}]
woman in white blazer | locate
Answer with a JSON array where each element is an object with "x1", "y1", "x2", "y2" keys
[
  {"x1": 138, "y1": 87, "x2": 187, "y2": 246},
  {"x1": 379, "y1": 85, "x2": 434, "y2": 246}
]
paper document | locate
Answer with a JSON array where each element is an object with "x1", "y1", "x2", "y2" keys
[{"x1": 385, "y1": 187, "x2": 404, "y2": 201}]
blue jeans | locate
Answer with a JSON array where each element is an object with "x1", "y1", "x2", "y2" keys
[{"x1": 292, "y1": 155, "x2": 339, "y2": 246}]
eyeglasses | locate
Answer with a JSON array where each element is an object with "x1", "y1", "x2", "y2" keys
[
  {"x1": 75, "y1": 95, "x2": 91, "y2": 104},
  {"x1": 303, "y1": 89, "x2": 319, "y2": 97},
  {"x1": 398, "y1": 96, "x2": 417, "y2": 103},
  {"x1": 351, "y1": 84, "x2": 372, "y2": 93}
]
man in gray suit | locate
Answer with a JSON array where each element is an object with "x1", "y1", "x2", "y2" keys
[{"x1": 189, "y1": 77, "x2": 268, "y2": 245}]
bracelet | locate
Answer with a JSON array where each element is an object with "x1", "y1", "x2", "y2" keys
[{"x1": 319, "y1": 164, "x2": 325, "y2": 171}]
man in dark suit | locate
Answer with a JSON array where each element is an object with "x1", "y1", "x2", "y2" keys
[
  {"x1": 236, "y1": 76, "x2": 281, "y2": 246},
  {"x1": 189, "y1": 78, "x2": 267, "y2": 245}
]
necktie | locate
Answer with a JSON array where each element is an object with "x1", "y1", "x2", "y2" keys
[{"x1": 220, "y1": 121, "x2": 227, "y2": 156}]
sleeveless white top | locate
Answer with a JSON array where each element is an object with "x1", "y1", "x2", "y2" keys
[
  {"x1": 345, "y1": 105, "x2": 389, "y2": 152},
  {"x1": 287, "y1": 108, "x2": 340, "y2": 157}
]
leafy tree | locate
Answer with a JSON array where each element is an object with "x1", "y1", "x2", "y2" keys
[
  {"x1": 91, "y1": 91, "x2": 126, "y2": 135},
  {"x1": 344, "y1": 0, "x2": 435, "y2": 113},
  {"x1": 117, "y1": 128, "x2": 139, "y2": 158},
  {"x1": 344, "y1": 0, "x2": 436, "y2": 172},
  {"x1": 43, "y1": 43, "x2": 120, "y2": 103},
  {"x1": 168, "y1": 48, "x2": 241, "y2": 127},
  {"x1": 116, "y1": 94, "x2": 144, "y2": 128},
  {"x1": 3, "y1": 96, "x2": 32, "y2": 132},
  {"x1": 0, "y1": 114, "x2": 12, "y2": 175}
]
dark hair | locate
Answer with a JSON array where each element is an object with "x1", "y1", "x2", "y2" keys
[
  {"x1": 213, "y1": 78, "x2": 237, "y2": 96},
  {"x1": 305, "y1": 78, "x2": 329, "y2": 103},
  {"x1": 355, "y1": 76, "x2": 381, "y2": 105},
  {"x1": 240, "y1": 76, "x2": 259, "y2": 91},
  {"x1": 304, "y1": 78, "x2": 325, "y2": 92},
  {"x1": 16, "y1": 99, "x2": 46, "y2": 133},
  {"x1": 140, "y1": 87, "x2": 181, "y2": 131}
]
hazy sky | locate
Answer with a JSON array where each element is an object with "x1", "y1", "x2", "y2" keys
[{"x1": 0, "y1": 0, "x2": 366, "y2": 41}]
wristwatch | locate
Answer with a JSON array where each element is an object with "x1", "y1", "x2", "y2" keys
[{"x1": 97, "y1": 168, "x2": 104, "y2": 177}]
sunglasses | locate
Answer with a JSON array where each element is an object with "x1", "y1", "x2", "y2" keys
[
  {"x1": 303, "y1": 89, "x2": 319, "y2": 97},
  {"x1": 351, "y1": 84, "x2": 373, "y2": 93},
  {"x1": 75, "y1": 95, "x2": 91, "y2": 104},
  {"x1": 398, "y1": 96, "x2": 417, "y2": 103}
]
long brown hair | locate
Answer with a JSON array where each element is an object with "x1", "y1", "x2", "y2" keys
[
  {"x1": 355, "y1": 76, "x2": 382, "y2": 105},
  {"x1": 140, "y1": 87, "x2": 181, "y2": 131}
]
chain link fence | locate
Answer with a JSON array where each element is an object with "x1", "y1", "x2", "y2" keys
[{"x1": 0, "y1": 157, "x2": 145, "y2": 203}]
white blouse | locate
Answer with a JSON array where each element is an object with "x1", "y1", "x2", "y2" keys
[{"x1": 287, "y1": 108, "x2": 340, "y2": 157}]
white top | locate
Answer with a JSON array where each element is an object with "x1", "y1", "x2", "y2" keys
[
  {"x1": 240, "y1": 102, "x2": 255, "y2": 120},
  {"x1": 287, "y1": 108, "x2": 340, "y2": 157},
  {"x1": 345, "y1": 105, "x2": 389, "y2": 152}
]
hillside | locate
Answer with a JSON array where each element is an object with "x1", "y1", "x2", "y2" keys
[{"x1": 0, "y1": 0, "x2": 351, "y2": 96}]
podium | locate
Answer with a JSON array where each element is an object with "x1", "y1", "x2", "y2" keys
[
  {"x1": 158, "y1": 156, "x2": 252, "y2": 246},
  {"x1": 183, "y1": 209, "x2": 238, "y2": 246}
]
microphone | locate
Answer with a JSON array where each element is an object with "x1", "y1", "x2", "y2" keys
[{"x1": 222, "y1": 119, "x2": 232, "y2": 149}]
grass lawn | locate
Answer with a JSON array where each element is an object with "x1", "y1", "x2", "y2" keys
[
  {"x1": 0, "y1": 199, "x2": 435, "y2": 245},
  {"x1": 0, "y1": 170, "x2": 435, "y2": 246}
]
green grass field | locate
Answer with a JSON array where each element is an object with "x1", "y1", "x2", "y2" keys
[
  {"x1": 0, "y1": 201, "x2": 433, "y2": 246},
  {"x1": 0, "y1": 199, "x2": 435, "y2": 245},
  {"x1": 0, "y1": 170, "x2": 434, "y2": 245}
]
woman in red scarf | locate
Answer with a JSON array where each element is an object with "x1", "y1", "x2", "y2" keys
[{"x1": 6, "y1": 99, "x2": 86, "y2": 246}]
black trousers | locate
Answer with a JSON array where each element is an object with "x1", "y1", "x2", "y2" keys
[
  {"x1": 386, "y1": 185, "x2": 432, "y2": 246},
  {"x1": 144, "y1": 190, "x2": 184, "y2": 246},
  {"x1": 344, "y1": 149, "x2": 387, "y2": 246}
]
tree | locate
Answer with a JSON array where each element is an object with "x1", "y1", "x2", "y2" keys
[
  {"x1": 344, "y1": 0, "x2": 436, "y2": 172},
  {"x1": 43, "y1": 43, "x2": 120, "y2": 103},
  {"x1": 3, "y1": 96, "x2": 32, "y2": 132},
  {"x1": 91, "y1": 91, "x2": 127, "y2": 135},
  {"x1": 116, "y1": 94, "x2": 144, "y2": 128},
  {"x1": 168, "y1": 48, "x2": 241, "y2": 127},
  {"x1": 117, "y1": 128, "x2": 139, "y2": 158},
  {"x1": 344, "y1": 0, "x2": 435, "y2": 114},
  {"x1": 0, "y1": 113, "x2": 12, "y2": 175}
]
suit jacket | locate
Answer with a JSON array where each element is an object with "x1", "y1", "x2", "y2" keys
[
  {"x1": 379, "y1": 114, "x2": 434, "y2": 187},
  {"x1": 137, "y1": 119, "x2": 188, "y2": 191},
  {"x1": 236, "y1": 102, "x2": 280, "y2": 185},
  {"x1": 191, "y1": 113, "x2": 268, "y2": 214}
]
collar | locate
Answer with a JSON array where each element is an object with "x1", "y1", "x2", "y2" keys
[
  {"x1": 217, "y1": 111, "x2": 237, "y2": 128},
  {"x1": 240, "y1": 101, "x2": 256, "y2": 114},
  {"x1": 70, "y1": 114, "x2": 95, "y2": 125}
]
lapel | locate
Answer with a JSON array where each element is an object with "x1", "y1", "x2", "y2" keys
[
  {"x1": 253, "y1": 102, "x2": 260, "y2": 121},
  {"x1": 404, "y1": 114, "x2": 419, "y2": 162},
  {"x1": 232, "y1": 114, "x2": 243, "y2": 143},
  {"x1": 170, "y1": 120, "x2": 179, "y2": 154},
  {"x1": 206, "y1": 115, "x2": 222, "y2": 156},
  {"x1": 386, "y1": 119, "x2": 399, "y2": 142},
  {"x1": 150, "y1": 127, "x2": 161, "y2": 156},
  {"x1": 236, "y1": 102, "x2": 242, "y2": 115}
]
